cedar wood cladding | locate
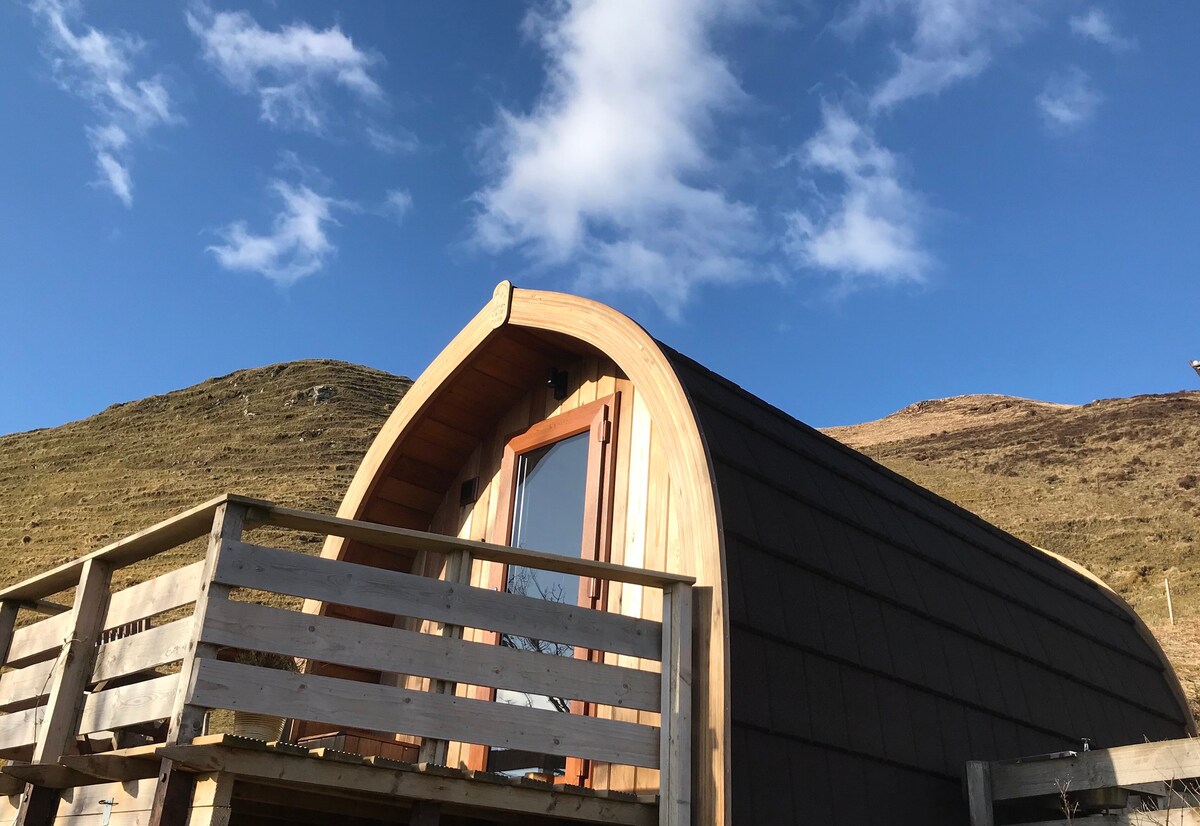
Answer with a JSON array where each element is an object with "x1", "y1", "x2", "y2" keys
[{"x1": 662, "y1": 345, "x2": 1189, "y2": 824}]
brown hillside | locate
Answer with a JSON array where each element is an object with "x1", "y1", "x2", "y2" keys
[
  {"x1": 5, "y1": 372, "x2": 1199, "y2": 717},
  {"x1": 825, "y1": 394, "x2": 1077, "y2": 449},
  {"x1": 0, "y1": 360, "x2": 410, "y2": 589},
  {"x1": 825, "y1": 391, "x2": 1200, "y2": 715}
]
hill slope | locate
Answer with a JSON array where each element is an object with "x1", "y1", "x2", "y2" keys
[
  {"x1": 825, "y1": 391, "x2": 1200, "y2": 713},
  {"x1": 1, "y1": 360, "x2": 410, "y2": 586},
  {"x1": 4, "y1": 370, "x2": 1198, "y2": 715}
]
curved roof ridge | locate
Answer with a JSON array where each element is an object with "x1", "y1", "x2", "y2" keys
[{"x1": 659, "y1": 343, "x2": 1130, "y2": 620}]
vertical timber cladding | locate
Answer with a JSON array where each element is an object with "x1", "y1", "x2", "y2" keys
[
  {"x1": 420, "y1": 354, "x2": 680, "y2": 794},
  {"x1": 319, "y1": 284, "x2": 730, "y2": 824}
]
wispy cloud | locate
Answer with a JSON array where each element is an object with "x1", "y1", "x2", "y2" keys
[
  {"x1": 187, "y1": 4, "x2": 383, "y2": 134},
  {"x1": 384, "y1": 189, "x2": 413, "y2": 224},
  {"x1": 1037, "y1": 67, "x2": 1102, "y2": 132},
  {"x1": 473, "y1": 0, "x2": 763, "y2": 316},
  {"x1": 207, "y1": 179, "x2": 343, "y2": 285},
  {"x1": 788, "y1": 0, "x2": 1042, "y2": 287},
  {"x1": 838, "y1": 0, "x2": 1038, "y2": 111},
  {"x1": 31, "y1": 0, "x2": 178, "y2": 206},
  {"x1": 786, "y1": 105, "x2": 928, "y2": 286},
  {"x1": 1070, "y1": 8, "x2": 1135, "y2": 52},
  {"x1": 365, "y1": 125, "x2": 418, "y2": 155}
]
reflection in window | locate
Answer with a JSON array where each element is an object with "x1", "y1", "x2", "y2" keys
[{"x1": 490, "y1": 430, "x2": 589, "y2": 776}]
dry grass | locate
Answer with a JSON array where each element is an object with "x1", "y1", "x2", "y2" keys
[
  {"x1": 5, "y1": 370, "x2": 1199, "y2": 718},
  {"x1": 0, "y1": 359, "x2": 409, "y2": 596}
]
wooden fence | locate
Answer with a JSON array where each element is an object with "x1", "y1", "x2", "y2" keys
[
  {"x1": 0, "y1": 494, "x2": 693, "y2": 826},
  {"x1": 967, "y1": 740, "x2": 1200, "y2": 826}
]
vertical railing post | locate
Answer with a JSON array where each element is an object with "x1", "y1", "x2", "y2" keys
[
  {"x1": 659, "y1": 582, "x2": 692, "y2": 826},
  {"x1": 16, "y1": 558, "x2": 112, "y2": 826},
  {"x1": 417, "y1": 548, "x2": 472, "y2": 767},
  {"x1": 965, "y1": 761, "x2": 995, "y2": 826},
  {"x1": 150, "y1": 501, "x2": 245, "y2": 826},
  {"x1": 0, "y1": 600, "x2": 21, "y2": 668}
]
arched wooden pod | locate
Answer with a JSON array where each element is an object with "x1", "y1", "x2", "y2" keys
[{"x1": 317, "y1": 283, "x2": 1193, "y2": 826}]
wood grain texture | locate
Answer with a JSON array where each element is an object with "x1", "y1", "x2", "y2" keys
[
  {"x1": 265, "y1": 505, "x2": 690, "y2": 588},
  {"x1": 200, "y1": 588, "x2": 661, "y2": 711},
  {"x1": 6, "y1": 612, "x2": 72, "y2": 669},
  {"x1": 31, "y1": 557, "x2": 112, "y2": 765},
  {"x1": 157, "y1": 742, "x2": 657, "y2": 826},
  {"x1": 659, "y1": 583, "x2": 693, "y2": 826},
  {"x1": 78, "y1": 673, "x2": 177, "y2": 734},
  {"x1": 104, "y1": 563, "x2": 203, "y2": 630},
  {"x1": 215, "y1": 541, "x2": 663, "y2": 660},
  {"x1": 991, "y1": 739, "x2": 1200, "y2": 801},
  {"x1": 57, "y1": 779, "x2": 155, "y2": 817},
  {"x1": 0, "y1": 659, "x2": 54, "y2": 712},
  {"x1": 167, "y1": 502, "x2": 245, "y2": 747},
  {"x1": 91, "y1": 618, "x2": 192, "y2": 684},
  {"x1": 313, "y1": 286, "x2": 724, "y2": 819},
  {"x1": 0, "y1": 706, "x2": 38, "y2": 752},
  {"x1": 187, "y1": 659, "x2": 661, "y2": 768}
]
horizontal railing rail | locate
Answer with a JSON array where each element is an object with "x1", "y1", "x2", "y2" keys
[{"x1": 0, "y1": 494, "x2": 693, "y2": 826}]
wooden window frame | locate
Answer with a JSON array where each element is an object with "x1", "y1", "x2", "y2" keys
[{"x1": 468, "y1": 393, "x2": 620, "y2": 782}]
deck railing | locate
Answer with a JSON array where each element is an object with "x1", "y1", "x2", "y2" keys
[{"x1": 0, "y1": 495, "x2": 693, "y2": 826}]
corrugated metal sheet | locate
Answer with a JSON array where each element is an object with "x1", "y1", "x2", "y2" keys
[{"x1": 663, "y1": 345, "x2": 1188, "y2": 824}]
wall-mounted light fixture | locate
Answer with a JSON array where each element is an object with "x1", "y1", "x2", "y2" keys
[
  {"x1": 459, "y1": 477, "x2": 479, "y2": 506},
  {"x1": 547, "y1": 368, "x2": 569, "y2": 401}
]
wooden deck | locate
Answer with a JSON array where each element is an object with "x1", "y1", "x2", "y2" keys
[{"x1": 0, "y1": 495, "x2": 694, "y2": 826}]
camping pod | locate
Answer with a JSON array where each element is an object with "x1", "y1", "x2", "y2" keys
[{"x1": 309, "y1": 283, "x2": 1193, "y2": 825}]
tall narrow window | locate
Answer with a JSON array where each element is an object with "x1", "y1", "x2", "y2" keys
[{"x1": 483, "y1": 395, "x2": 617, "y2": 783}]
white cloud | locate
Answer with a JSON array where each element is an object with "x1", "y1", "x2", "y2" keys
[
  {"x1": 31, "y1": 0, "x2": 178, "y2": 206},
  {"x1": 95, "y1": 153, "x2": 132, "y2": 207},
  {"x1": 366, "y1": 125, "x2": 418, "y2": 155},
  {"x1": 207, "y1": 180, "x2": 341, "y2": 285},
  {"x1": 384, "y1": 189, "x2": 413, "y2": 223},
  {"x1": 473, "y1": 0, "x2": 763, "y2": 316},
  {"x1": 1070, "y1": 8, "x2": 1135, "y2": 52},
  {"x1": 786, "y1": 105, "x2": 928, "y2": 285},
  {"x1": 839, "y1": 0, "x2": 1038, "y2": 111},
  {"x1": 1037, "y1": 67, "x2": 1102, "y2": 131},
  {"x1": 187, "y1": 5, "x2": 383, "y2": 133}
]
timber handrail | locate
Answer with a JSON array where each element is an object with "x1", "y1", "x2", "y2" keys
[
  {"x1": 966, "y1": 740, "x2": 1200, "y2": 826},
  {"x1": 0, "y1": 494, "x2": 693, "y2": 604},
  {"x1": 0, "y1": 495, "x2": 693, "y2": 826}
]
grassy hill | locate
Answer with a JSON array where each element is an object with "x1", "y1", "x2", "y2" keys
[
  {"x1": 824, "y1": 391, "x2": 1200, "y2": 713},
  {"x1": 4, "y1": 366, "x2": 1198, "y2": 715},
  {"x1": 1, "y1": 360, "x2": 410, "y2": 590}
]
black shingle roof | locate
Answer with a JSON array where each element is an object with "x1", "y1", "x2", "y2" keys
[{"x1": 663, "y1": 345, "x2": 1188, "y2": 824}]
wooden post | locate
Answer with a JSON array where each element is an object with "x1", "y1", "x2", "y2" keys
[
  {"x1": 16, "y1": 558, "x2": 112, "y2": 826},
  {"x1": 0, "y1": 600, "x2": 21, "y2": 665},
  {"x1": 417, "y1": 549, "x2": 472, "y2": 767},
  {"x1": 659, "y1": 583, "x2": 692, "y2": 826},
  {"x1": 150, "y1": 503, "x2": 245, "y2": 826},
  {"x1": 965, "y1": 760, "x2": 995, "y2": 826},
  {"x1": 185, "y1": 773, "x2": 234, "y2": 826}
]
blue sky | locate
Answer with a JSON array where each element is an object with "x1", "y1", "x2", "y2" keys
[{"x1": 2, "y1": 1, "x2": 1198, "y2": 437}]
